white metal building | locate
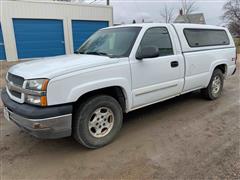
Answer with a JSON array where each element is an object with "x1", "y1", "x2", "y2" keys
[{"x1": 0, "y1": 0, "x2": 113, "y2": 61}]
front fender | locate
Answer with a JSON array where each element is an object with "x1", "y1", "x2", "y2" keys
[{"x1": 68, "y1": 78, "x2": 132, "y2": 111}]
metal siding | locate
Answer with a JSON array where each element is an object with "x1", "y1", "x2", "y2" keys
[
  {"x1": 13, "y1": 19, "x2": 65, "y2": 59},
  {"x1": 0, "y1": 24, "x2": 6, "y2": 60},
  {"x1": 72, "y1": 20, "x2": 108, "y2": 51}
]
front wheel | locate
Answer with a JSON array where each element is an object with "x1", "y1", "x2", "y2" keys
[
  {"x1": 201, "y1": 69, "x2": 224, "y2": 100},
  {"x1": 73, "y1": 95, "x2": 123, "y2": 149}
]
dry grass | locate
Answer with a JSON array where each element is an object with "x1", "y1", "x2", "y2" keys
[{"x1": 234, "y1": 38, "x2": 240, "y2": 53}]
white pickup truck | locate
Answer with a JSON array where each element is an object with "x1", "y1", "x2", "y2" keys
[{"x1": 2, "y1": 23, "x2": 237, "y2": 148}]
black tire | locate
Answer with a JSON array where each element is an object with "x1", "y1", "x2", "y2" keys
[
  {"x1": 201, "y1": 69, "x2": 224, "y2": 100},
  {"x1": 73, "y1": 95, "x2": 123, "y2": 149}
]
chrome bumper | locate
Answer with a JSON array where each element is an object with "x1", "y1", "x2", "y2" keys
[{"x1": 4, "y1": 107, "x2": 72, "y2": 139}]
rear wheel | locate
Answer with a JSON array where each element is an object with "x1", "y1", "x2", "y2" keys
[
  {"x1": 73, "y1": 95, "x2": 123, "y2": 149},
  {"x1": 201, "y1": 69, "x2": 224, "y2": 100}
]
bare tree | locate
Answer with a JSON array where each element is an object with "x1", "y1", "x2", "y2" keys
[
  {"x1": 181, "y1": 0, "x2": 198, "y2": 15},
  {"x1": 160, "y1": 5, "x2": 175, "y2": 23},
  {"x1": 222, "y1": 0, "x2": 240, "y2": 36}
]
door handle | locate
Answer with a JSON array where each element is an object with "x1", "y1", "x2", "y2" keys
[{"x1": 171, "y1": 61, "x2": 179, "y2": 68}]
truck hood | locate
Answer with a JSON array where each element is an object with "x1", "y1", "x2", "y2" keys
[{"x1": 8, "y1": 54, "x2": 119, "y2": 79}]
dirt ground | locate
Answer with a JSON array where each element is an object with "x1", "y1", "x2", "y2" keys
[{"x1": 0, "y1": 60, "x2": 240, "y2": 180}]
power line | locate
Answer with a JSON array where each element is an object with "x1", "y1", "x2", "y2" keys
[
  {"x1": 89, "y1": 0, "x2": 98, "y2": 4},
  {"x1": 88, "y1": 0, "x2": 109, "y2": 5}
]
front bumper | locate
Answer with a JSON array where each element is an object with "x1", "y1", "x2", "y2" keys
[{"x1": 1, "y1": 89, "x2": 73, "y2": 139}]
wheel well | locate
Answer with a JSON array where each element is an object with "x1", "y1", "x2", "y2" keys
[
  {"x1": 214, "y1": 64, "x2": 227, "y2": 75},
  {"x1": 74, "y1": 86, "x2": 126, "y2": 112}
]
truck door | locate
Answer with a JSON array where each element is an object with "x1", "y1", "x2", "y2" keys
[{"x1": 130, "y1": 26, "x2": 184, "y2": 108}]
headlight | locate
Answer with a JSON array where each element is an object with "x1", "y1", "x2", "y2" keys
[
  {"x1": 25, "y1": 94, "x2": 47, "y2": 106},
  {"x1": 26, "y1": 79, "x2": 49, "y2": 91},
  {"x1": 25, "y1": 79, "x2": 49, "y2": 106},
  {"x1": 25, "y1": 95, "x2": 41, "y2": 105}
]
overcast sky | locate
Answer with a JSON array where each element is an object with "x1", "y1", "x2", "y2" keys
[{"x1": 84, "y1": 0, "x2": 228, "y2": 25}]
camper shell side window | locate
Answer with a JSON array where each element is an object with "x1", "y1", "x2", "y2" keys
[{"x1": 183, "y1": 28, "x2": 230, "y2": 48}]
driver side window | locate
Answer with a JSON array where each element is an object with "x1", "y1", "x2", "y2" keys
[{"x1": 139, "y1": 27, "x2": 174, "y2": 57}]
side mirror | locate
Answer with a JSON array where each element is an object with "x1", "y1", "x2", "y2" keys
[{"x1": 136, "y1": 46, "x2": 160, "y2": 60}]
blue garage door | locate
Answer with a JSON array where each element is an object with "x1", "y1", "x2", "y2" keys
[
  {"x1": 13, "y1": 19, "x2": 65, "y2": 59},
  {"x1": 0, "y1": 24, "x2": 6, "y2": 60},
  {"x1": 72, "y1": 20, "x2": 108, "y2": 51}
]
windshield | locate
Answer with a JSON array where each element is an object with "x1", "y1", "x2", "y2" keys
[{"x1": 77, "y1": 27, "x2": 142, "y2": 58}]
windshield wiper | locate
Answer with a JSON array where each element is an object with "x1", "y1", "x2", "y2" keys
[
  {"x1": 85, "y1": 51, "x2": 116, "y2": 58},
  {"x1": 85, "y1": 51, "x2": 109, "y2": 56},
  {"x1": 76, "y1": 51, "x2": 117, "y2": 58}
]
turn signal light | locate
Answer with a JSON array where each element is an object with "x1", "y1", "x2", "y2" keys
[{"x1": 41, "y1": 96, "x2": 47, "y2": 107}]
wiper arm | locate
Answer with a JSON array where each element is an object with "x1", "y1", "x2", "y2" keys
[
  {"x1": 77, "y1": 51, "x2": 116, "y2": 58},
  {"x1": 86, "y1": 51, "x2": 109, "y2": 56}
]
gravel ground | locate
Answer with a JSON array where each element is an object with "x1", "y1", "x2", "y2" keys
[{"x1": 0, "y1": 60, "x2": 239, "y2": 180}]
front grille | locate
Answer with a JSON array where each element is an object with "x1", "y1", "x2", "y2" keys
[
  {"x1": 7, "y1": 73, "x2": 25, "y2": 101},
  {"x1": 7, "y1": 73, "x2": 24, "y2": 87},
  {"x1": 9, "y1": 89, "x2": 21, "y2": 98}
]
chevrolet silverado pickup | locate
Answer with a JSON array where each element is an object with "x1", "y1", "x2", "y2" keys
[{"x1": 2, "y1": 23, "x2": 237, "y2": 148}]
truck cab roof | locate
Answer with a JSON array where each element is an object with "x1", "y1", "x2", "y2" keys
[{"x1": 106, "y1": 23, "x2": 228, "y2": 31}]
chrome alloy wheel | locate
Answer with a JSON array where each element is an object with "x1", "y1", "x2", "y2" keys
[
  {"x1": 211, "y1": 75, "x2": 221, "y2": 96},
  {"x1": 88, "y1": 107, "x2": 114, "y2": 138}
]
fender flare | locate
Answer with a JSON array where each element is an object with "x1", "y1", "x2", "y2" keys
[
  {"x1": 206, "y1": 60, "x2": 228, "y2": 86},
  {"x1": 67, "y1": 78, "x2": 132, "y2": 112}
]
